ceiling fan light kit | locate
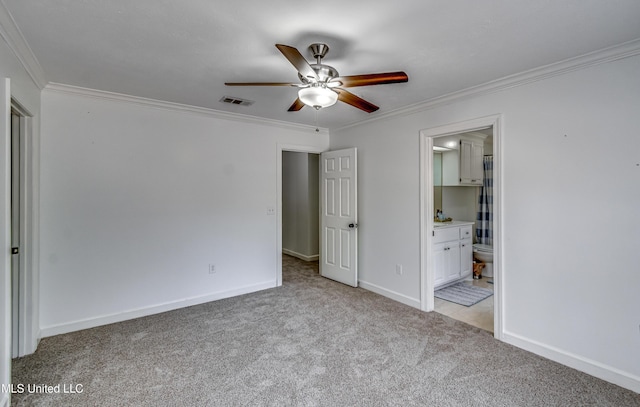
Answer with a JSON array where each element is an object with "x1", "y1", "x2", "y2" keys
[
  {"x1": 298, "y1": 84, "x2": 338, "y2": 109},
  {"x1": 225, "y1": 43, "x2": 408, "y2": 114}
]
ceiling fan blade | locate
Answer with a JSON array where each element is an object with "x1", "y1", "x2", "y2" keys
[
  {"x1": 225, "y1": 82, "x2": 299, "y2": 86},
  {"x1": 334, "y1": 71, "x2": 408, "y2": 87},
  {"x1": 287, "y1": 98, "x2": 305, "y2": 112},
  {"x1": 275, "y1": 44, "x2": 319, "y2": 81},
  {"x1": 335, "y1": 89, "x2": 379, "y2": 113}
]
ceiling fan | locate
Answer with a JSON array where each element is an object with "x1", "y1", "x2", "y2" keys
[{"x1": 225, "y1": 43, "x2": 408, "y2": 113}]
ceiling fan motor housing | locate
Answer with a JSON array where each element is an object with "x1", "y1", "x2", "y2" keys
[
  {"x1": 299, "y1": 64, "x2": 339, "y2": 84},
  {"x1": 296, "y1": 43, "x2": 338, "y2": 84}
]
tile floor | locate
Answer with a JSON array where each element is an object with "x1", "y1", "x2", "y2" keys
[{"x1": 434, "y1": 277, "x2": 494, "y2": 333}]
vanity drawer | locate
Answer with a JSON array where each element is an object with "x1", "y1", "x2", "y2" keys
[
  {"x1": 460, "y1": 226, "x2": 473, "y2": 239},
  {"x1": 434, "y1": 227, "x2": 460, "y2": 243}
]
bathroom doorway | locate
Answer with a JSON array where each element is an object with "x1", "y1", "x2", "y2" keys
[
  {"x1": 419, "y1": 115, "x2": 502, "y2": 339},
  {"x1": 432, "y1": 129, "x2": 494, "y2": 332}
]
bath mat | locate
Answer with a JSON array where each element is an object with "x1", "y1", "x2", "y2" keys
[{"x1": 435, "y1": 282, "x2": 493, "y2": 307}]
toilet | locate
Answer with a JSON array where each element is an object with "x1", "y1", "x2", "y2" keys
[{"x1": 472, "y1": 244, "x2": 493, "y2": 278}]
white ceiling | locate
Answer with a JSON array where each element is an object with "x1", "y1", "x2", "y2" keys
[{"x1": 5, "y1": 0, "x2": 640, "y2": 129}]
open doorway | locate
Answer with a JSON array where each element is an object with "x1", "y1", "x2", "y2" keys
[
  {"x1": 280, "y1": 151, "x2": 321, "y2": 286},
  {"x1": 419, "y1": 115, "x2": 503, "y2": 339},
  {"x1": 282, "y1": 151, "x2": 320, "y2": 262},
  {"x1": 276, "y1": 145, "x2": 359, "y2": 288},
  {"x1": 276, "y1": 144, "x2": 325, "y2": 286},
  {"x1": 432, "y1": 129, "x2": 494, "y2": 332}
]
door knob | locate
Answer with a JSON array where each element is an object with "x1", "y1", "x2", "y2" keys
[{"x1": 348, "y1": 223, "x2": 358, "y2": 229}]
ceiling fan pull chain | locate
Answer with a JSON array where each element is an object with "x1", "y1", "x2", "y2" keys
[{"x1": 315, "y1": 107, "x2": 319, "y2": 132}]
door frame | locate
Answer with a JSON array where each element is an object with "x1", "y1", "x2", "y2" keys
[
  {"x1": 419, "y1": 114, "x2": 503, "y2": 339},
  {"x1": 9, "y1": 97, "x2": 38, "y2": 357},
  {"x1": 276, "y1": 143, "x2": 326, "y2": 286},
  {"x1": 1, "y1": 77, "x2": 10, "y2": 407}
]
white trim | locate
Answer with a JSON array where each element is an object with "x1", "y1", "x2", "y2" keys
[
  {"x1": 45, "y1": 83, "x2": 328, "y2": 133},
  {"x1": 1, "y1": 78, "x2": 11, "y2": 407},
  {"x1": 282, "y1": 248, "x2": 319, "y2": 262},
  {"x1": 419, "y1": 114, "x2": 503, "y2": 340},
  {"x1": 0, "y1": 3, "x2": 47, "y2": 89},
  {"x1": 276, "y1": 143, "x2": 327, "y2": 287},
  {"x1": 40, "y1": 280, "x2": 276, "y2": 338},
  {"x1": 358, "y1": 280, "x2": 421, "y2": 309},
  {"x1": 418, "y1": 134, "x2": 434, "y2": 312},
  {"x1": 337, "y1": 38, "x2": 640, "y2": 132},
  {"x1": 503, "y1": 331, "x2": 640, "y2": 394},
  {"x1": 0, "y1": 393, "x2": 7, "y2": 407}
]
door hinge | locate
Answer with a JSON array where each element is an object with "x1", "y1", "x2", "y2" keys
[{"x1": 11, "y1": 247, "x2": 19, "y2": 255}]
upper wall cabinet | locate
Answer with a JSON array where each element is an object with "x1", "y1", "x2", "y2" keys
[
  {"x1": 437, "y1": 132, "x2": 486, "y2": 186},
  {"x1": 458, "y1": 139, "x2": 484, "y2": 185}
]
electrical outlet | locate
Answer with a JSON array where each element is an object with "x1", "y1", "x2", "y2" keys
[
  {"x1": 209, "y1": 264, "x2": 216, "y2": 274},
  {"x1": 266, "y1": 206, "x2": 275, "y2": 215},
  {"x1": 395, "y1": 264, "x2": 403, "y2": 276}
]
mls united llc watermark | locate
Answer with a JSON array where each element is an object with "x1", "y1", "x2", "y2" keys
[{"x1": 2, "y1": 383, "x2": 84, "y2": 394}]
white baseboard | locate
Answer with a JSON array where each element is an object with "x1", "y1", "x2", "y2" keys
[
  {"x1": 358, "y1": 280, "x2": 421, "y2": 309},
  {"x1": 503, "y1": 331, "x2": 640, "y2": 394},
  {"x1": 40, "y1": 281, "x2": 276, "y2": 338},
  {"x1": 282, "y1": 248, "x2": 319, "y2": 262}
]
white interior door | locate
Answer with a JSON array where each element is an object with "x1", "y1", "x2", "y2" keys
[
  {"x1": 320, "y1": 148, "x2": 357, "y2": 287},
  {"x1": 10, "y1": 110, "x2": 20, "y2": 358}
]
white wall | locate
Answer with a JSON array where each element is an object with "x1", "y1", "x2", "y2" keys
[
  {"x1": 331, "y1": 54, "x2": 640, "y2": 391},
  {"x1": 282, "y1": 151, "x2": 319, "y2": 260},
  {"x1": 39, "y1": 88, "x2": 328, "y2": 336},
  {"x1": 0, "y1": 30, "x2": 42, "y2": 406}
]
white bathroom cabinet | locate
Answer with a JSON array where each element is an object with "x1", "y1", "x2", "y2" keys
[
  {"x1": 439, "y1": 134, "x2": 485, "y2": 186},
  {"x1": 434, "y1": 222, "x2": 474, "y2": 288},
  {"x1": 459, "y1": 139, "x2": 484, "y2": 185}
]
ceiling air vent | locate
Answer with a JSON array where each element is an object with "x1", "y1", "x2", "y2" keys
[{"x1": 219, "y1": 96, "x2": 254, "y2": 106}]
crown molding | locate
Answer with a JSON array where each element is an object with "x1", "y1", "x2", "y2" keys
[
  {"x1": 0, "y1": 1, "x2": 47, "y2": 89},
  {"x1": 336, "y1": 38, "x2": 640, "y2": 132},
  {"x1": 44, "y1": 83, "x2": 329, "y2": 135}
]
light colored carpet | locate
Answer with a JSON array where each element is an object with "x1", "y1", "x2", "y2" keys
[
  {"x1": 434, "y1": 282, "x2": 493, "y2": 307},
  {"x1": 11, "y1": 255, "x2": 640, "y2": 406}
]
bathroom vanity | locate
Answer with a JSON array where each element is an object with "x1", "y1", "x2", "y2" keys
[{"x1": 433, "y1": 221, "x2": 474, "y2": 288}]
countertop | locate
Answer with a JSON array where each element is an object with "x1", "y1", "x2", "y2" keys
[{"x1": 433, "y1": 220, "x2": 475, "y2": 229}]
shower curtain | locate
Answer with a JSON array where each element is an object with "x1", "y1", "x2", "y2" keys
[{"x1": 476, "y1": 156, "x2": 493, "y2": 245}]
